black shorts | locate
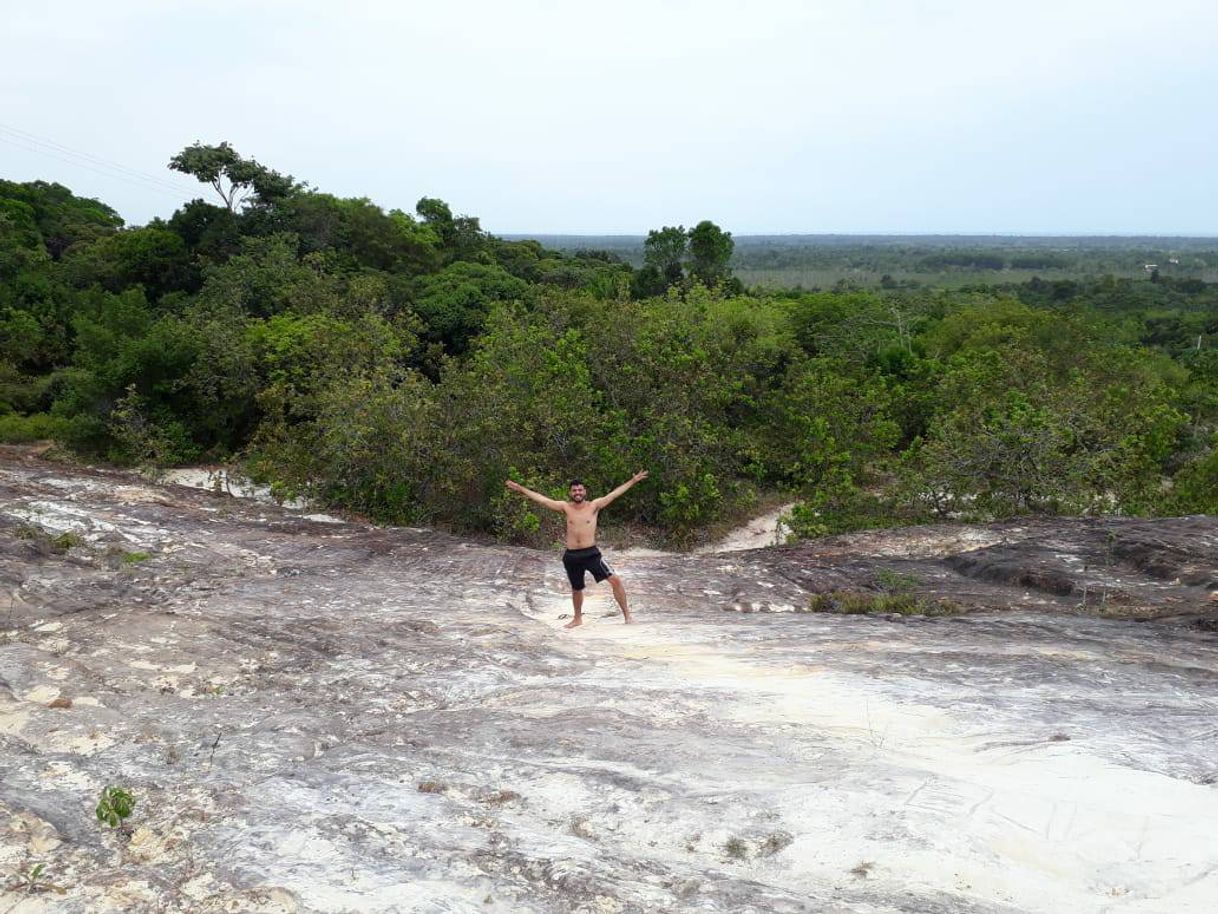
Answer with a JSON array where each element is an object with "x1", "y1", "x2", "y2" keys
[{"x1": 562, "y1": 546, "x2": 614, "y2": 591}]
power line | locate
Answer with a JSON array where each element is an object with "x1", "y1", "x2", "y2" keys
[
  {"x1": 0, "y1": 121, "x2": 190, "y2": 192},
  {"x1": 0, "y1": 133, "x2": 186, "y2": 201},
  {"x1": 0, "y1": 122, "x2": 196, "y2": 200}
]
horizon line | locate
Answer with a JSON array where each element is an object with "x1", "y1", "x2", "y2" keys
[{"x1": 499, "y1": 231, "x2": 1218, "y2": 240}]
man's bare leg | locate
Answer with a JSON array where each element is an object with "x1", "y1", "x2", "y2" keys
[
  {"x1": 608, "y1": 575, "x2": 634, "y2": 623},
  {"x1": 565, "y1": 589, "x2": 584, "y2": 628}
]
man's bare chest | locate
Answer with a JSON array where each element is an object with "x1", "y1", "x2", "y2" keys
[{"x1": 566, "y1": 507, "x2": 598, "y2": 528}]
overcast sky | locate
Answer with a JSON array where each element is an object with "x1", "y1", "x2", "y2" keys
[{"x1": 3, "y1": 0, "x2": 1216, "y2": 235}]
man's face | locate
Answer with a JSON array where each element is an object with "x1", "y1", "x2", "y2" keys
[{"x1": 569, "y1": 484, "x2": 587, "y2": 503}]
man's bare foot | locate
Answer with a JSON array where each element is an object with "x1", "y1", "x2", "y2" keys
[
  {"x1": 622, "y1": 611, "x2": 634, "y2": 624},
  {"x1": 564, "y1": 617, "x2": 583, "y2": 629}
]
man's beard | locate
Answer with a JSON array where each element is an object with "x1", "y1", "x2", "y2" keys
[{"x1": 572, "y1": 494, "x2": 584, "y2": 502}]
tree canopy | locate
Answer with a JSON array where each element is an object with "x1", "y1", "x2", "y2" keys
[
  {"x1": 4, "y1": 143, "x2": 1218, "y2": 546},
  {"x1": 169, "y1": 142, "x2": 297, "y2": 212}
]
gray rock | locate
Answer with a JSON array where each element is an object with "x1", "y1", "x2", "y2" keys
[{"x1": 2, "y1": 446, "x2": 1217, "y2": 913}]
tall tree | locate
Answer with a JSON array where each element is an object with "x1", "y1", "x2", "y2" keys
[
  {"x1": 687, "y1": 220, "x2": 734, "y2": 287},
  {"x1": 169, "y1": 142, "x2": 296, "y2": 212},
  {"x1": 643, "y1": 225, "x2": 688, "y2": 286},
  {"x1": 416, "y1": 197, "x2": 486, "y2": 262}
]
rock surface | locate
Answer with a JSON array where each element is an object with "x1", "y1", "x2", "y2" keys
[{"x1": 1, "y1": 446, "x2": 1217, "y2": 913}]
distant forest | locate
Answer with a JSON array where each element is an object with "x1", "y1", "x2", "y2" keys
[
  {"x1": 515, "y1": 233, "x2": 1218, "y2": 289},
  {"x1": 3, "y1": 143, "x2": 1217, "y2": 546}
]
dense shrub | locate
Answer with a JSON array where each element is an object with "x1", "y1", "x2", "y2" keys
[
  {"x1": 0, "y1": 412, "x2": 68, "y2": 443},
  {"x1": 4, "y1": 171, "x2": 1217, "y2": 546}
]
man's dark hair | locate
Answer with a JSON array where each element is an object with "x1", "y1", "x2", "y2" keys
[{"x1": 569, "y1": 478, "x2": 584, "y2": 487}]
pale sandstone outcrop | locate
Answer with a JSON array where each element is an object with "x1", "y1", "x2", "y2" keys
[{"x1": 2, "y1": 447, "x2": 1216, "y2": 913}]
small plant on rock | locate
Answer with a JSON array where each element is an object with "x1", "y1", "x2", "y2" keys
[
  {"x1": 758, "y1": 831, "x2": 793, "y2": 857},
  {"x1": 51, "y1": 532, "x2": 83, "y2": 552},
  {"x1": 723, "y1": 837, "x2": 749, "y2": 860},
  {"x1": 96, "y1": 786, "x2": 136, "y2": 829},
  {"x1": 14, "y1": 525, "x2": 84, "y2": 554},
  {"x1": 875, "y1": 568, "x2": 920, "y2": 593},
  {"x1": 4, "y1": 862, "x2": 66, "y2": 895}
]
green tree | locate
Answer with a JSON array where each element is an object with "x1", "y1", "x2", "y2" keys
[
  {"x1": 192, "y1": 234, "x2": 332, "y2": 317},
  {"x1": 630, "y1": 264, "x2": 667, "y2": 299},
  {"x1": 0, "y1": 197, "x2": 43, "y2": 255},
  {"x1": 761, "y1": 360, "x2": 899, "y2": 536},
  {"x1": 303, "y1": 368, "x2": 440, "y2": 522},
  {"x1": 416, "y1": 197, "x2": 487, "y2": 262},
  {"x1": 790, "y1": 291, "x2": 923, "y2": 360},
  {"x1": 687, "y1": 220, "x2": 735, "y2": 287},
  {"x1": 61, "y1": 227, "x2": 197, "y2": 300},
  {"x1": 169, "y1": 142, "x2": 296, "y2": 212},
  {"x1": 166, "y1": 199, "x2": 242, "y2": 263},
  {"x1": 0, "y1": 179, "x2": 122, "y2": 258},
  {"x1": 898, "y1": 341, "x2": 1185, "y2": 518},
  {"x1": 643, "y1": 225, "x2": 688, "y2": 287},
  {"x1": 273, "y1": 194, "x2": 441, "y2": 274},
  {"x1": 411, "y1": 262, "x2": 529, "y2": 354},
  {"x1": 1167, "y1": 438, "x2": 1218, "y2": 513}
]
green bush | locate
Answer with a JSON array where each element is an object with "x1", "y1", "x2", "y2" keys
[
  {"x1": 51, "y1": 531, "x2": 82, "y2": 552},
  {"x1": 1166, "y1": 442, "x2": 1218, "y2": 513},
  {"x1": 806, "y1": 590, "x2": 961, "y2": 616},
  {"x1": 7, "y1": 169, "x2": 1217, "y2": 547},
  {"x1": 0, "y1": 412, "x2": 68, "y2": 443}
]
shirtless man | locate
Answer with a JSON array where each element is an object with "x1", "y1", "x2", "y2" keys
[{"x1": 504, "y1": 472, "x2": 648, "y2": 628}]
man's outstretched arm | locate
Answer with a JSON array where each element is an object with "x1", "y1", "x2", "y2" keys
[
  {"x1": 504, "y1": 480, "x2": 566, "y2": 512},
  {"x1": 591, "y1": 470, "x2": 649, "y2": 510}
]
